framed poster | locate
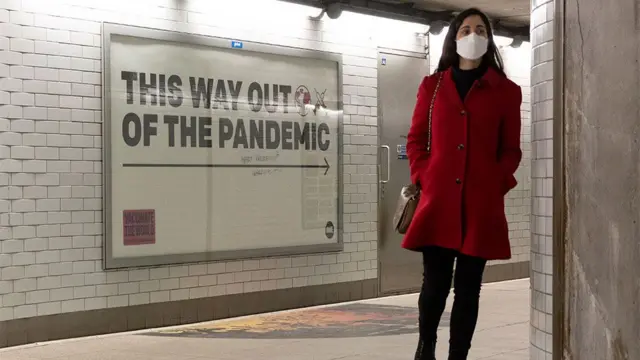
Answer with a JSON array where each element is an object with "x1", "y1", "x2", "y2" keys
[{"x1": 103, "y1": 23, "x2": 343, "y2": 269}]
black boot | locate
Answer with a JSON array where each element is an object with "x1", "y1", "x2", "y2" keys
[
  {"x1": 447, "y1": 349, "x2": 468, "y2": 360},
  {"x1": 414, "y1": 339, "x2": 436, "y2": 360}
]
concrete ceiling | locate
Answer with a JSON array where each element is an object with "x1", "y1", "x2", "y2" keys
[
  {"x1": 280, "y1": 0, "x2": 530, "y2": 38},
  {"x1": 411, "y1": 0, "x2": 530, "y2": 26}
]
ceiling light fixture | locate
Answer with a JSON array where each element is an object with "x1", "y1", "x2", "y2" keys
[
  {"x1": 428, "y1": 21, "x2": 446, "y2": 35},
  {"x1": 309, "y1": 2, "x2": 343, "y2": 21}
]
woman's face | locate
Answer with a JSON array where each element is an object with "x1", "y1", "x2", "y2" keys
[{"x1": 456, "y1": 15, "x2": 487, "y2": 40}]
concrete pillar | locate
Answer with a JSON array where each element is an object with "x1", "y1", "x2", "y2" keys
[
  {"x1": 561, "y1": 0, "x2": 640, "y2": 358},
  {"x1": 529, "y1": 0, "x2": 555, "y2": 359}
]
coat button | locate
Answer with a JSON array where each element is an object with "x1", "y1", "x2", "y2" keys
[
  {"x1": 457, "y1": 144, "x2": 465, "y2": 150},
  {"x1": 460, "y1": 110, "x2": 466, "y2": 115},
  {"x1": 456, "y1": 178, "x2": 462, "y2": 184}
]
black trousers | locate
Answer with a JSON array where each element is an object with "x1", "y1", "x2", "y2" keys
[{"x1": 418, "y1": 246, "x2": 487, "y2": 357}]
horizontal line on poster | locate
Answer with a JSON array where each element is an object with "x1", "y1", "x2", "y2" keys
[{"x1": 122, "y1": 158, "x2": 331, "y2": 174}]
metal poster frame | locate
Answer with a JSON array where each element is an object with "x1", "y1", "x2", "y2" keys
[{"x1": 102, "y1": 23, "x2": 344, "y2": 270}]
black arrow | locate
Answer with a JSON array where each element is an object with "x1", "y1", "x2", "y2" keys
[{"x1": 122, "y1": 157, "x2": 331, "y2": 175}]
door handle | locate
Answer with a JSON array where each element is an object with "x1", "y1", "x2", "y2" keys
[{"x1": 380, "y1": 145, "x2": 390, "y2": 184}]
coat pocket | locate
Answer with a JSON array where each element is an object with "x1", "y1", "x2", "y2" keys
[{"x1": 494, "y1": 162, "x2": 517, "y2": 195}]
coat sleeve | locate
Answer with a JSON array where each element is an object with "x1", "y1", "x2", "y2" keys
[
  {"x1": 498, "y1": 85, "x2": 523, "y2": 194},
  {"x1": 406, "y1": 76, "x2": 432, "y2": 185}
]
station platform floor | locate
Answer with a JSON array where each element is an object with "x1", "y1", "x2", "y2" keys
[{"x1": 0, "y1": 279, "x2": 529, "y2": 360}]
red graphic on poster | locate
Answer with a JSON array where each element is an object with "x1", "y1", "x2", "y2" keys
[{"x1": 123, "y1": 209, "x2": 156, "y2": 246}]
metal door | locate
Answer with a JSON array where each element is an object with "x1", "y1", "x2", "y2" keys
[{"x1": 378, "y1": 51, "x2": 429, "y2": 295}]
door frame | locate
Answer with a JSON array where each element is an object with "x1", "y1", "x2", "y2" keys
[{"x1": 376, "y1": 47, "x2": 429, "y2": 296}]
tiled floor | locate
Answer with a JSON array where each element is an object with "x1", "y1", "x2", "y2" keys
[{"x1": 0, "y1": 279, "x2": 529, "y2": 360}]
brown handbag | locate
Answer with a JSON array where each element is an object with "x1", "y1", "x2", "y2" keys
[{"x1": 393, "y1": 73, "x2": 443, "y2": 234}]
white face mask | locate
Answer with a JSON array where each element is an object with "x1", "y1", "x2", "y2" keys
[{"x1": 455, "y1": 33, "x2": 489, "y2": 60}]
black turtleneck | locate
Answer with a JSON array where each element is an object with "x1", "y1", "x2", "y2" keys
[{"x1": 451, "y1": 64, "x2": 488, "y2": 101}]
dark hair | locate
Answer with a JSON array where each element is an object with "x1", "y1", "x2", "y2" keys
[{"x1": 435, "y1": 8, "x2": 505, "y2": 76}]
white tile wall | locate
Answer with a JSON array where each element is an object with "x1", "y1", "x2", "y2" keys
[
  {"x1": 530, "y1": 0, "x2": 554, "y2": 359},
  {"x1": 0, "y1": 0, "x2": 430, "y2": 322},
  {"x1": 429, "y1": 32, "x2": 532, "y2": 267}
]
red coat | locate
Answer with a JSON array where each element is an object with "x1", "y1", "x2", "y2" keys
[{"x1": 401, "y1": 67, "x2": 522, "y2": 260}]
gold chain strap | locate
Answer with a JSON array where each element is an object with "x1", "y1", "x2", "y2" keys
[{"x1": 426, "y1": 73, "x2": 443, "y2": 154}]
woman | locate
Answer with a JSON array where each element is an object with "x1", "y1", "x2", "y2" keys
[{"x1": 403, "y1": 8, "x2": 523, "y2": 360}]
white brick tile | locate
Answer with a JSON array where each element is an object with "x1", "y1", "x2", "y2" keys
[
  {"x1": 85, "y1": 272, "x2": 106, "y2": 285},
  {"x1": 292, "y1": 276, "x2": 308, "y2": 287},
  {"x1": 2, "y1": 265, "x2": 25, "y2": 280},
  {"x1": 59, "y1": 43, "x2": 83, "y2": 58},
  {"x1": 107, "y1": 295, "x2": 128, "y2": 308},
  {"x1": 11, "y1": 92, "x2": 35, "y2": 106},
  {"x1": 34, "y1": 67, "x2": 58, "y2": 81},
  {"x1": 36, "y1": 250, "x2": 60, "y2": 264},
  {"x1": 0, "y1": 22, "x2": 22, "y2": 38},
  {"x1": 13, "y1": 251, "x2": 35, "y2": 265},
  {"x1": 60, "y1": 95, "x2": 82, "y2": 108},
  {"x1": 37, "y1": 301, "x2": 61, "y2": 315},
  {"x1": 150, "y1": 290, "x2": 169, "y2": 303},
  {"x1": 49, "y1": 262, "x2": 73, "y2": 275},
  {"x1": 0, "y1": 280, "x2": 13, "y2": 294},
  {"x1": 0, "y1": 132, "x2": 21, "y2": 146},
  {"x1": 13, "y1": 225, "x2": 35, "y2": 239},
  {"x1": 61, "y1": 298, "x2": 85, "y2": 312},
  {"x1": 96, "y1": 284, "x2": 118, "y2": 297},
  {"x1": 62, "y1": 267, "x2": 88, "y2": 283},
  {"x1": 0, "y1": 63, "x2": 8, "y2": 77},
  {"x1": 3, "y1": 292, "x2": 26, "y2": 306},
  {"x1": 0, "y1": 77, "x2": 22, "y2": 91},
  {"x1": 11, "y1": 65, "x2": 34, "y2": 79},
  {"x1": 22, "y1": 26, "x2": 47, "y2": 41},
  {"x1": 11, "y1": 38, "x2": 34, "y2": 53},
  {"x1": 48, "y1": 55, "x2": 71, "y2": 69},
  {"x1": 0, "y1": 159, "x2": 22, "y2": 172},
  {"x1": 0, "y1": 50, "x2": 22, "y2": 65},
  {"x1": 12, "y1": 120, "x2": 35, "y2": 133},
  {"x1": 14, "y1": 278, "x2": 37, "y2": 292},
  {"x1": 71, "y1": 32, "x2": 94, "y2": 46},
  {"x1": 0, "y1": 0, "x2": 20, "y2": 11},
  {"x1": 37, "y1": 275, "x2": 62, "y2": 289},
  {"x1": 0, "y1": 254, "x2": 12, "y2": 267},
  {"x1": 82, "y1": 46, "x2": 100, "y2": 59},
  {"x1": 170, "y1": 288, "x2": 189, "y2": 300},
  {"x1": 140, "y1": 280, "x2": 159, "y2": 292},
  {"x1": 48, "y1": 81, "x2": 72, "y2": 95},
  {"x1": 82, "y1": 72, "x2": 100, "y2": 85},
  {"x1": 26, "y1": 289, "x2": 50, "y2": 304},
  {"x1": 14, "y1": 304, "x2": 37, "y2": 319},
  {"x1": 85, "y1": 296, "x2": 106, "y2": 310},
  {"x1": 23, "y1": 159, "x2": 47, "y2": 172},
  {"x1": 47, "y1": 29, "x2": 71, "y2": 43},
  {"x1": 72, "y1": 83, "x2": 94, "y2": 96},
  {"x1": 25, "y1": 264, "x2": 48, "y2": 278},
  {"x1": 0, "y1": 307, "x2": 14, "y2": 321},
  {"x1": 130, "y1": 292, "x2": 150, "y2": 305},
  {"x1": 0, "y1": 104, "x2": 23, "y2": 118}
]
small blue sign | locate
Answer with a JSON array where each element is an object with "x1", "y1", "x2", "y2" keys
[
  {"x1": 397, "y1": 144, "x2": 407, "y2": 160},
  {"x1": 231, "y1": 41, "x2": 243, "y2": 49},
  {"x1": 381, "y1": 57, "x2": 387, "y2": 65}
]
